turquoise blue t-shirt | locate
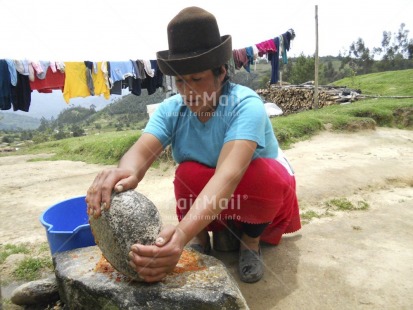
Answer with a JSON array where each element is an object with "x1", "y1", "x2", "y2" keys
[{"x1": 144, "y1": 83, "x2": 279, "y2": 167}]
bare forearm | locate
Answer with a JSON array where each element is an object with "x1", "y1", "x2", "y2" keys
[{"x1": 118, "y1": 134, "x2": 164, "y2": 182}]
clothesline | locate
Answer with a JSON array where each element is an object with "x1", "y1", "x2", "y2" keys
[{"x1": 0, "y1": 28, "x2": 295, "y2": 114}]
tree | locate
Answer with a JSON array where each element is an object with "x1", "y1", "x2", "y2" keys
[
  {"x1": 71, "y1": 125, "x2": 85, "y2": 137},
  {"x1": 2, "y1": 135, "x2": 13, "y2": 143},
  {"x1": 344, "y1": 38, "x2": 375, "y2": 75},
  {"x1": 283, "y1": 53, "x2": 315, "y2": 84},
  {"x1": 373, "y1": 30, "x2": 392, "y2": 59},
  {"x1": 37, "y1": 117, "x2": 50, "y2": 132},
  {"x1": 374, "y1": 23, "x2": 413, "y2": 70},
  {"x1": 323, "y1": 61, "x2": 336, "y2": 83},
  {"x1": 395, "y1": 23, "x2": 410, "y2": 57},
  {"x1": 54, "y1": 125, "x2": 68, "y2": 140},
  {"x1": 20, "y1": 131, "x2": 33, "y2": 141},
  {"x1": 408, "y1": 41, "x2": 413, "y2": 59}
]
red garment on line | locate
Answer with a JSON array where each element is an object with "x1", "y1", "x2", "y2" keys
[
  {"x1": 256, "y1": 39, "x2": 277, "y2": 57},
  {"x1": 30, "y1": 67, "x2": 65, "y2": 93},
  {"x1": 174, "y1": 159, "x2": 301, "y2": 245}
]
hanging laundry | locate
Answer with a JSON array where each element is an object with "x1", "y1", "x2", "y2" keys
[
  {"x1": 63, "y1": 62, "x2": 91, "y2": 103},
  {"x1": 163, "y1": 75, "x2": 177, "y2": 98},
  {"x1": 233, "y1": 48, "x2": 249, "y2": 70},
  {"x1": 91, "y1": 62, "x2": 110, "y2": 99},
  {"x1": 130, "y1": 60, "x2": 145, "y2": 96},
  {"x1": 55, "y1": 62, "x2": 65, "y2": 72},
  {"x1": 245, "y1": 47, "x2": 254, "y2": 72},
  {"x1": 109, "y1": 81, "x2": 122, "y2": 95},
  {"x1": 31, "y1": 61, "x2": 44, "y2": 77},
  {"x1": 252, "y1": 45, "x2": 259, "y2": 59},
  {"x1": 5, "y1": 59, "x2": 18, "y2": 86},
  {"x1": 269, "y1": 37, "x2": 280, "y2": 84},
  {"x1": 14, "y1": 60, "x2": 35, "y2": 82},
  {"x1": 101, "y1": 61, "x2": 110, "y2": 89},
  {"x1": 141, "y1": 60, "x2": 163, "y2": 95},
  {"x1": 36, "y1": 61, "x2": 51, "y2": 79},
  {"x1": 0, "y1": 59, "x2": 12, "y2": 110},
  {"x1": 84, "y1": 61, "x2": 95, "y2": 96},
  {"x1": 6, "y1": 28, "x2": 295, "y2": 107},
  {"x1": 30, "y1": 67, "x2": 65, "y2": 93},
  {"x1": 135, "y1": 60, "x2": 147, "y2": 80},
  {"x1": 281, "y1": 29, "x2": 294, "y2": 64},
  {"x1": 255, "y1": 39, "x2": 277, "y2": 57},
  {"x1": 141, "y1": 60, "x2": 154, "y2": 78},
  {"x1": 108, "y1": 61, "x2": 136, "y2": 85},
  {"x1": 252, "y1": 45, "x2": 260, "y2": 71},
  {"x1": 11, "y1": 72, "x2": 32, "y2": 112}
]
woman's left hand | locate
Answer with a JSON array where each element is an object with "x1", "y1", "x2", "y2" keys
[{"x1": 128, "y1": 225, "x2": 187, "y2": 282}]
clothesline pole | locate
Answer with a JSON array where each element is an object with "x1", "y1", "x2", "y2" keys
[{"x1": 314, "y1": 5, "x2": 320, "y2": 109}]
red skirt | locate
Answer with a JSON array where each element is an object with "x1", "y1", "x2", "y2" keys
[{"x1": 174, "y1": 158, "x2": 301, "y2": 245}]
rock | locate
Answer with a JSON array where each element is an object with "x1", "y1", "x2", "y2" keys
[
  {"x1": 10, "y1": 277, "x2": 59, "y2": 306},
  {"x1": 54, "y1": 246, "x2": 249, "y2": 309},
  {"x1": 89, "y1": 190, "x2": 162, "y2": 280}
]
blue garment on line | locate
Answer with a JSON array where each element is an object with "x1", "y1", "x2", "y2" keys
[{"x1": 270, "y1": 37, "x2": 280, "y2": 84}]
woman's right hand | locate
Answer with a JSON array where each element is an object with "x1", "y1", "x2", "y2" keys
[{"x1": 85, "y1": 167, "x2": 139, "y2": 218}]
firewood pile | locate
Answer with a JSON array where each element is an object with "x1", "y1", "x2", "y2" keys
[{"x1": 256, "y1": 83, "x2": 362, "y2": 115}]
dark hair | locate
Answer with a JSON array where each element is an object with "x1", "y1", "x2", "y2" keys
[{"x1": 212, "y1": 64, "x2": 230, "y2": 84}]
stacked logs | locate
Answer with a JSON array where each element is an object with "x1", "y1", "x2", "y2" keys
[{"x1": 256, "y1": 84, "x2": 361, "y2": 115}]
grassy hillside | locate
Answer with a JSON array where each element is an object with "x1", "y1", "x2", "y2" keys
[
  {"x1": 25, "y1": 130, "x2": 141, "y2": 165},
  {"x1": 0, "y1": 112, "x2": 40, "y2": 130},
  {"x1": 333, "y1": 69, "x2": 413, "y2": 96},
  {"x1": 7, "y1": 69, "x2": 413, "y2": 164}
]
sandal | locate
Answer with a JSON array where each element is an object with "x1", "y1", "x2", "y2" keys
[{"x1": 239, "y1": 247, "x2": 263, "y2": 283}]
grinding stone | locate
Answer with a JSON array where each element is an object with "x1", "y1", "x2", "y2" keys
[{"x1": 89, "y1": 190, "x2": 162, "y2": 280}]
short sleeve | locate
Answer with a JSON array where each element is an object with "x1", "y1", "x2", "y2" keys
[
  {"x1": 143, "y1": 100, "x2": 177, "y2": 149},
  {"x1": 224, "y1": 96, "x2": 267, "y2": 149}
]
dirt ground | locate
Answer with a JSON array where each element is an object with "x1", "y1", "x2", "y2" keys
[{"x1": 0, "y1": 127, "x2": 412, "y2": 309}]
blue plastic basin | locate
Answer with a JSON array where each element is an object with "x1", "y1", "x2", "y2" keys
[{"x1": 39, "y1": 196, "x2": 96, "y2": 255}]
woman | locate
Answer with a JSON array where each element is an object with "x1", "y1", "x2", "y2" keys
[{"x1": 86, "y1": 6, "x2": 301, "y2": 284}]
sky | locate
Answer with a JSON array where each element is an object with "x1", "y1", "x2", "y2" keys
[
  {"x1": 1, "y1": 0, "x2": 412, "y2": 60},
  {"x1": 1, "y1": 0, "x2": 412, "y2": 119}
]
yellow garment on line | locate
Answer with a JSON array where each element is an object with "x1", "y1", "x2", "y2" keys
[
  {"x1": 92, "y1": 62, "x2": 110, "y2": 100},
  {"x1": 63, "y1": 62, "x2": 91, "y2": 103},
  {"x1": 63, "y1": 62, "x2": 110, "y2": 103}
]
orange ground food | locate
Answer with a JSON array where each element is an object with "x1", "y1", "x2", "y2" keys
[
  {"x1": 94, "y1": 254, "x2": 129, "y2": 282},
  {"x1": 94, "y1": 255, "x2": 115, "y2": 274},
  {"x1": 172, "y1": 250, "x2": 206, "y2": 274},
  {"x1": 94, "y1": 250, "x2": 205, "y2": 279}
]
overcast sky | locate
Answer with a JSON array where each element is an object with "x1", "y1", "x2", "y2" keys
[{"x1": 1, "y1": 0, "x2": 412, "y2": 61}]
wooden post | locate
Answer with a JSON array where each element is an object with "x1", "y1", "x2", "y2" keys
[{"x1": 314, "y1": 5, "x2": 319, "y2": 109}]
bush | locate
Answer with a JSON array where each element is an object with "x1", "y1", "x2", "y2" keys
[
  {"x1": 2, "y1": 135, "x2": 13, "y2": 143},
  {"x1": 71, "y1": 125, "x2": 85, "y2": 137}
]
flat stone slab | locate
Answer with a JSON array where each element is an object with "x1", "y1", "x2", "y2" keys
[{"x1": 54, "y1": 246, "x2": 249, "y2": 309}]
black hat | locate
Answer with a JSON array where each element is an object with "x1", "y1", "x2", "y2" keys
[{"x1": 157, "y1": 7, "x2": 232, "y2": 76}]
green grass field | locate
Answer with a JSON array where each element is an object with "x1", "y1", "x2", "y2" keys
[{"x1": 333, "y1": 69, "x2": 413, "y2": 96}]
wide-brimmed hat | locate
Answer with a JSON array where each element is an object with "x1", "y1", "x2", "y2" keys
[{"x1": 156, "y1": 6, "x2": 232, "y2": 76}]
